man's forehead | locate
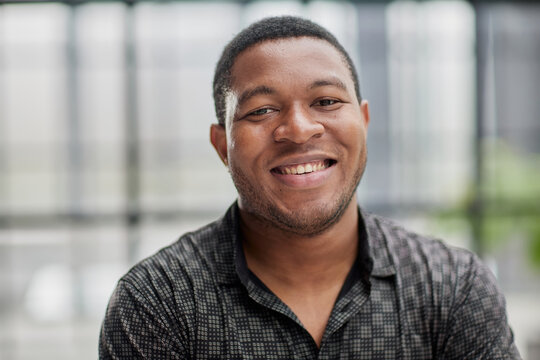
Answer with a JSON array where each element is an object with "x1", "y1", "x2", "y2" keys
[
  {"x1": 233, "y1": 36, "x2": 343, "y2": 64},
  {"x1": 229, "y1": 37, "x2": 352, "y2": 86}
]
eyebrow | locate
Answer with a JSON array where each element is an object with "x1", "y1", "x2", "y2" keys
[
  {"x1": 308, "y1": 77, "x2": 348, "y2": 91},
  {"x1": 237, "y1": 85, "x2": 275, "y2": 108},
  {"x1": 236, "y1": 77, "x2": 348, "y2": 109}
]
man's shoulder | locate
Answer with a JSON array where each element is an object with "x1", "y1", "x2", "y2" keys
[
  {"x1": 363, "y1": 210, "x2": 482, "y2": 283},
  {"x1": 119, "y1": 207, "x2": 238, "y2": 294},
  {"x1": 363, "y1": 210, "x2": 505, "y2": 328}
]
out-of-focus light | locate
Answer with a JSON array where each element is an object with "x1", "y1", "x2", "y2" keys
[{"x1": 24, "y1": 264, "x2": 74, "y2": 322}]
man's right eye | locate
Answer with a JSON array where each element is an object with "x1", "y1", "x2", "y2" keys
[
  {"x1": 250, "y1": 108, "x2": 273, "y2": 116},
  {"x1": 236, "y1": 106, "x2": 278, "y2": 122}
]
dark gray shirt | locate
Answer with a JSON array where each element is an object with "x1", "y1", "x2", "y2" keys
[{"x1": 99, "y1": 203, "x2": 520, "y2": 359}]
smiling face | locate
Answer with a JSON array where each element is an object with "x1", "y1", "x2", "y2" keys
[{"x1": 211, "y1": 37, "x2": 370, "y2": 236}]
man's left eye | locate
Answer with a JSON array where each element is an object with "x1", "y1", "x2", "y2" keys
[{"x1": 316, "y1": 99, "x2": 339, "y2": 106}]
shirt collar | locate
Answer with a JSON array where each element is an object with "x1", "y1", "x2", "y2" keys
[
  {"x1": 213, "y1": 203, "x2": 243, "y2": 285},
  {"x1": 361, "y1": 208, "x2": 397, "y2": 277},
  {"x1": 213, "y1": 202, "x2": 396, "y2": 286}
]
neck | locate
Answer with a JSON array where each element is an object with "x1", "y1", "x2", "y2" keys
[{"x1": 239, "y1": 198, "x2": 359, "y2": 290}]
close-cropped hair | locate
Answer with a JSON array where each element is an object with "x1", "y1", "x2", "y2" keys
[{"x1": 212, "y1": 16, "x2": 362, "y2": 126}]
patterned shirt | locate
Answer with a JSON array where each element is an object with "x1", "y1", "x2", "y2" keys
[{"x1": 99, "y1": 203, "x2": 520, "y2": 359}]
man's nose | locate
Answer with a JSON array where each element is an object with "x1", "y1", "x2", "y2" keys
[{"x1": 272, "y1": 105, "x2": 324, "y2": 144}]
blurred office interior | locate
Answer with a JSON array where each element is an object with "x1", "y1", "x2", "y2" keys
[{"x1": 0, "y1": 0, "x2": 539, "y2": 359}]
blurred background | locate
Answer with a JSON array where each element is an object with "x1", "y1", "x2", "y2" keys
[{"x1": 0, "y1": 0, "x2": 539, "y2": 358}]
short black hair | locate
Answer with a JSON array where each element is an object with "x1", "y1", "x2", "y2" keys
[{"x1": 212, "y1": 16, "x2": 362, "y2": 126}]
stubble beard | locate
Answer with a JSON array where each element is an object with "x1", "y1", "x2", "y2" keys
[{"x1": 229, "y1": 149, "x2": 367, "y2": 237}]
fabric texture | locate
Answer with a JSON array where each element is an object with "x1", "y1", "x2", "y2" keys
[{"x1": 99, "y1": 203, "x2": 521, "y2": 359}]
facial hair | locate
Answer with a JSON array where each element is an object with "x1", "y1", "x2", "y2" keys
[{"x1": 229, "y1": 146, "x2": 367, "y2": 237}]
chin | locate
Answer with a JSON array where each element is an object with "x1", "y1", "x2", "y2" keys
[{"x1": 267, "y1": 197, "x2": 353, "y2": 236}]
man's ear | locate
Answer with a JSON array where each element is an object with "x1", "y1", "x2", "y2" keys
[
  {"x1": 360, "y1": 100, "x2": 370, "y2": 128},
  {"x1": 210, "y1": 124, "x2": 228, "y2": 166}
]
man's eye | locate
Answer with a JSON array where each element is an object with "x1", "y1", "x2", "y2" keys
[
  {"x1": 250, "y1": 108, "x2": 273, "y2": 116},
  {"x1": 316, "y1": 99, "x2": 339, "y2": 106}
]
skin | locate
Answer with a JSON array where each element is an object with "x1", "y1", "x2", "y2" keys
[{"x1": 210, "y1": 37, "x2": 370, "y2": 347}]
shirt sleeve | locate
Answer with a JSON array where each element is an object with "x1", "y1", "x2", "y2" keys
[
  {"x1": 99, "y1": 279, "x2": 189, "y2": 360},
  {"x1": 440, "y1": 254, "x2": 521, "y2": 359}
]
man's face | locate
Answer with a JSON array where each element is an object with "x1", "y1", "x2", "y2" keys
[{"x1": 211, "y1": 37, "x2": 370, "y2": 236}]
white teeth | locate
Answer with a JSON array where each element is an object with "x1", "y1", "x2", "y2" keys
[{"x1": 277, "y1": 160, "x2": 330, "y2": 175}]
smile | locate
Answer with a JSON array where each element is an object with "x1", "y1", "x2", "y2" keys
[{"x1": 272, "y1": 159, "x2": 335, "y2": 175}]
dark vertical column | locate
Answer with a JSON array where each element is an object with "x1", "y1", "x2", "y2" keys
[
  {"x1": 471, "y1": 1, "x2": 487, "y2": 257},
  {"x1": 66, "y1": 2, "x2": 85, "y2": 316},
  {"x1": 355, "y1": 3, "x2": 391, "y2": 214},
  {"x1": 124, "y1": 0, "x2": 141, "y2": 264}
]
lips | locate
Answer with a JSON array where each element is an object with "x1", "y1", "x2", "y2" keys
[
  {"x1": 270, "y1": 157, "x2": 337, "y2": 188},
  {"x1": 272, "y1": 159, "x2": 336, "y2": 175}
]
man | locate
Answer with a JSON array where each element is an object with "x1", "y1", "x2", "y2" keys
[{"x1": 100, "y1": 16, "x2": 520, "y2": 359}]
